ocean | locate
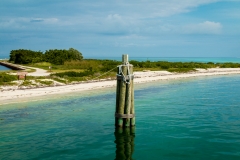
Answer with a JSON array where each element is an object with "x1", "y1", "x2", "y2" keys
[
  {"x1": 0, "y1": 65, "x2": 11, "y2": 71},
  {"x1": 0, "y1": 55, "x2": 9, "y2": 70},
  {"x1": 1, "y1": 75, "x2": 240, "y2": 159},
  {"x1": 85, "y1": 57, "x2": 240, "y2": 63}
]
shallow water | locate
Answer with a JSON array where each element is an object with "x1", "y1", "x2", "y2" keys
[
  {"x1": 1, "y1": 75, "x2": 240, "y2": 159},
  {"x1": 0, "y1": 64, "x2": 11, "y2": 71}
]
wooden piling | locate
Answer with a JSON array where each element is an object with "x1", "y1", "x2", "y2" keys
[
  {"x1": 130, "y1": 66, "x2": 135, "y2": 127},
  {"x1": 115, "y1": 67, "x2": 121, "y2": 126},
  {"x1": 117, "y1": 65, "x2": 127, "y2": 127},
  {"x1": 122, "y1": 54, "x2": 128, "y2": 64},
  {"x1": 124, "y1": 65, "x2": 133, "y2": 127},
  {"x1": 115, "y1": 54, "x2": 135, "y2": 128}
]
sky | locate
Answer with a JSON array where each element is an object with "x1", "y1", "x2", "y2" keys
[{"x1": 0, "y1": 0, "x2": 240, "y2": 58}]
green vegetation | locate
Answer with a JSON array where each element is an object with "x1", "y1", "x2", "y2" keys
[
  {"x1": 20, "y1": 80, "x2": 34, "y2": 86},
  {"x1": 2, "y1": 48, "x2": 240, "y2": 87},
  {"x1": 47, "y1": 60, "x2": 119, "y2": 83},
  {"x1": 21, "y1": 59, "x2": 240, "y2": 84},
  {"x1": 217, "y1": 62, "x2": 240, "y2": 68},
  {"x1": 167, "y1": 68, "x2": 196, "y2": 73},
  {"x1": 45, "y1": 48, "x2": 83, "y2": 65},
  {"x1": 0, "y1": 72, "x2": 18, "y2": 85},
  {"x1": 35, "y1": 80, "x2": 53, "y2": 86},
  {"x1": 17, "y1": 59, "x2": 119, "y2": 84},
  {"x1": 129, "y1": 60, "x2": 215, "y2": 71},
  {"x1": 52, "y1": 77, "x2": 67, "y2": 84},
  {"x1": 29, "y1": 62, "x2": 52, "y2": 70},
  {"x1": 9, "y1": 49, "x2": 43, "y2": 64},
  {"x1": 9, "y1": 48, "x2": 83, "y2": 65},
  {"x1": 52, "y1": 70, "x2": 94, "y2": 78}
]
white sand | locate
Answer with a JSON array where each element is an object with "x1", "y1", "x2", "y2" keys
[
  {"x1": 1, "y1": 68, "x2": 240, "y2": 105},
  {"x1": 9, "y1": 66, "x2": 51, "y2": 77},
  {"x1": 25, "y1": 66, "x2": 51, "y2": 76}
]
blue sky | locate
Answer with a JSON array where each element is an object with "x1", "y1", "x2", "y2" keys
[{"x1": 0, "y1": 0, "x2": 240, "y2": 58}]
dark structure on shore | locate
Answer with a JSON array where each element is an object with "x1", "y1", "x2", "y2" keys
[{"x1": 0, "y1": 61, "x2": 25, "y2": 70}]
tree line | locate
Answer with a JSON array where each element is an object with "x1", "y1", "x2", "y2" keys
[
  {"x1": 9, "y1": 48, "x2": 83, "y2": 65},
  {"x1": 8, "y1": 48, "x2": 240, "y2": 72},
  {"x1": 129, "y1": 60, "x2": 240, "y2": 69}
]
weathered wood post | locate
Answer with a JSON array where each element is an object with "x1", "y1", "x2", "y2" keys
[{"x1": 115, "y1": 54, "x2": 135, "y2": 128}]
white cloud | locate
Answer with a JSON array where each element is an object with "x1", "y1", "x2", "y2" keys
[
  {"x1": 182, "y1": 21, "x2": 222, "y2": 34},
  {"x1": 104, "y1": 0, "x2": 220, "y2": 18},
  {"x1": 44, "y1": 18, "x2": 59, "y2": 24},
  {"x1": 66, "y1": 0, "x2": 224, "y2": 36},
  {"x1": 107, "y1": 14, "x2": 122, "y2": 21},
  {"x1": 0, "y1": 0, "x2": 224, "y2": 32},
  {"x1": 105, "y1": 14, "x2": 126, "y2": 26},
  {"x1": 0, "y1": 18, "x2": 27, "y2": 29},
  {"x1": 225, "y1": 10, "x2": 240, "y2": 19}
]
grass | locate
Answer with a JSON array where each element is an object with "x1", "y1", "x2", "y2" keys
[
  {"x1": 52, "y1": 77, "x2": 67, "y2": 84},
  {"x1": 20, "y1": 80, "x2": 34, "y2": 86},
  {"x1": 25, "y1": 62, "x2": 86, "y2": 73},
  {"x1": 0, "y1": 72, "x2": 18, "y2": 85},
  {"x1": 3, "y1": 82, "x2": 18, "y2": 86},
  {"x1": 167, "y1": 68, "x2": 197, "y2": 73},
  {"x1": 0, "y1": 70, "x2": 10, "y2": 72},
  {"x1": 0, "y1": 60, "x2": 8, "y2": 62},
  {"x1": 50, "y1": 69, "x2": 85, "y2": 73},
  {"x1": 27, "y1": 62, "x2": 52, "y2": 70},
  {"x1": 133, "y1": 67, "x2": 165, "y2": 71},
  {"x1": 35, "y1": 80, "x2": 53, "y2": 86},
  {"x1": 1, "y1": 59, "x2": 240, "y2": 87},
  {"x1": 24, "y1": 68, "x2": 36, "y2": 73}
]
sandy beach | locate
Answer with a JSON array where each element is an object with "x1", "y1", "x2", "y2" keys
[{"x1": 1, "y1": 68, "x2": 240, "y2": 105}]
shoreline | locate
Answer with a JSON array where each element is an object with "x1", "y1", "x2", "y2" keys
[
  {"x1": 0, "y1": 61, "x2": 25, "y2": 70},
  {"x1": 1, "y1": 68, "x2": 240, "y2": 105}
]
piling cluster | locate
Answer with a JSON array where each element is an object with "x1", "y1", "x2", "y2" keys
[{"x1": 115, "y1": 55, "x2": 135, "y2": 128}]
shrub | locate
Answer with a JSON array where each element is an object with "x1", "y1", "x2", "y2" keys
[
  {"x1": 35, "y1": 80, "x2": 53, "y2": 86},
  {"x1": 20, "y1": 80, "x2": 34, "y2": 86},
  {"x1": 168, "y1": 68, "x2": 196, "y2": 73},
  {"x1": 52, "y1": 70, "x2": 94, "y2": 78},
  {"x1": 0, "y1": 73, "x2": 18, "y2": 85}
]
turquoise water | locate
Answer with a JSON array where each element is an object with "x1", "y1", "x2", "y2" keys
[
  {"x1": 0, "y1": 56, "x2": 8, "y2": 59},
  {"x1": 1, "y1": 75, "x2": 240, "y2": 159},
  {"x1": 0, "y1": 65, "x2": 11, "y2": 71},
  {"x1": 85, "y1": 57, "x2": 240, "y2": 63}
]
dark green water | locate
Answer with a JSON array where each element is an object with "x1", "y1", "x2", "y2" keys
[{"x1": 0, "y1": 75, "x2": 240, "y2": 159}]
